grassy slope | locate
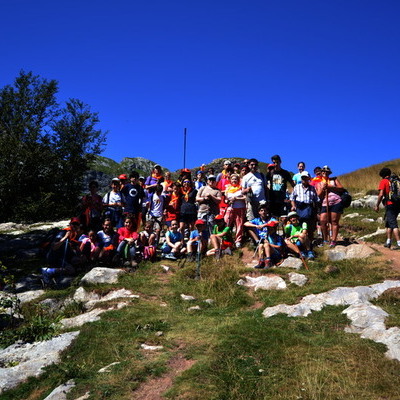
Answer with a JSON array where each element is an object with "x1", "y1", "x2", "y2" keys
[
  {"x1": 4, "y1": 244, "x2": 400, "y2": 400},
  {"x1": 339, "y1": 158, "x2": 400, "y2": 194}
]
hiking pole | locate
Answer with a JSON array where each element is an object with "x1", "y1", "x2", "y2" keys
[
  {"x1": 252, "y1": 239, "x2": 262, "y2": 260},
  {"x1": 325, "y1": 183, "x2": 331, "y2": 243},
  {"x1": 294, "y1": 243, "x2": 309, "y2": 270},
  {"x1": 195, "y1": 239, "x2": 202, "y2": 280}
]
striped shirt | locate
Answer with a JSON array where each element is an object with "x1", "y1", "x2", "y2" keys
[{"x1": 290, "y1": 184, "x2": 318, "y2": 204}]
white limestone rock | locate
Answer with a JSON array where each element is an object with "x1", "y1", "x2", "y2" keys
[
  {"x1": 288, "y1": 272, "x2": 308, "y2": 287},
  {"x1": 80, "y1": 267, "x2": 126, "y2": 285},
  {"x1": 141, "y1": 344, "x2": 163, "y2": 351},
  {"x1": 361, "y1": 218, "x2": 375, "y2": 223},
  {"x1": 98, "y1": 362, "x2": 121, "y2": 373},
  {"x1": 325, "y1": 244, "x2": 374, "y2": 261},
  {"x1": 43, "y1": 379, "x2": 76, "y2": 400},
  {"x1": 188, "y1": 306, "x2": 201, "y2": 311},
  {"x1": 0, "y1": 331, "x2": 79, "y2": 394},
  {"x1": 239, "y1": 275, "x2": 287, "y2": 291},
  {"x1": 343, "y1": 213, "x2": 360, "y2": 219},
  {"x1": 180, "y1": 294, "x2": 196, "y2": 301},
  {"x1": 278, "y1": 257, "x2": 303, "y2": 270},
  {"x1": 359, "y1": 228, "x2": 386, "y2": 240}
]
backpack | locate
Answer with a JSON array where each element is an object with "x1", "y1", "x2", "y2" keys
[
  {"x1": 340, "y1": 191, "x2": 352, "y2": 208},
  {"x1": 389, "y1": 174, "x2": 400, "y2": 204}
]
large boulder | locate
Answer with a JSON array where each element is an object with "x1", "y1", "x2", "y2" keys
[
  {"x1": 80, "y1": 267, "x2": 126, "y2": 285},
  {"x1": 325, "y1": 244, "x2": 374, "y2": 261},
  {"x1": 0, "y1": 331, "x2": 79, "y2": 394},
  {"x1": 237, "y1": 275, "x2": 287, "y2": 291}
]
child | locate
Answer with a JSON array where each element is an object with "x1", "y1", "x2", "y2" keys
[
  {"x1": 284, "y1": 211, "x2": 314, "y2": 260},
  {"x1": 103, "y1": 178, "x2": 125, "y2": 229},
  {"x1": 80, "y1": 230, "x2": 99, "y2": 262},
  {"x1": 148, "y1": 184, "x2": 165, "y2": 244},
  {"x1": 244, "y1": 204, "x2": 277, "y2": 244},
  {"x1": 161, "y1": 220, "x2": 185, "y2": 260},
  {"x1": 206, "y1": 215, "x2": 234, "y2": 258},
  {"x1": 139, "y1": 221, "x2": 157, "y2": 262},
  {"x1": 187, "y1": 219, "x2": 210, "y2": 261},
  {"x1": 95, "y1": 218, "x2": 119, "y2": 263},
  {"x1": 116, "y1": 216, "x2": 140, "y2": 268}
]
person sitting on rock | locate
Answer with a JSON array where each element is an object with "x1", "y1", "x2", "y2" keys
[
  {"x1": 244, "y1": 203, "x2": 277, "y2": 245},
  {"x1": 284, "y1": 211, "x2": 314, "y2": 260},
  {"x1": 187, "y1": 219, "x2": 210, "y2": 261},
  {"x1": 41, "y1": 217, "x2": 83, "y2": 287},
  {"x1": 95, "y1": 218, "x2": 119, "y2": 264},
  {"x1": 139, "y1": 220, "x2": 157, "y2": 262},
  {"x1": 254, "y1": 220, "x2": 285, "y2": 269},
  {"x1": 115, "y1": 215, "x2": 140, "y2": 268},
  {"x1": 206, "y1": 215, "x2": 234, "y2": 259},
  {"x1": 161, "y1": 220, "x2": 185, "y2": 260}
]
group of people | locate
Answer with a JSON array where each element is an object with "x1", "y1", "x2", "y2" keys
[{"x1": 41, "y1": 155, "x2": 351, "y2": 284}]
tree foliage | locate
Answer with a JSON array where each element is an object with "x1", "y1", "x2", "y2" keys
[{"x1": 0, "y1": 71, "x2": 106, "y2": 222}]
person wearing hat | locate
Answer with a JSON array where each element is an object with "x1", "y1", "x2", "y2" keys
[
  {"x1": 242, "y1": 158, "x2": 268, "y2": 220},
  {"x1": 194, "y1": 170, "x2": 206, "y2": 190},
  {"x1": 290, "y1": 171, "x2": 319, "y2": 241},
  {"x1": 118, "y1": 174, "x2": 128, "y2": 190},
  {"x1": 216, "y1": 160, "x2": 232, "y2": 183},
  {"x1": 254, "y1": 220, "x2": 285, "y2": 269},
  {"x1": 316, "y1": 165, "x2": 345, "y2": 248},
  {"x1": 206, "y1": 215, "x2": 234, "y2": 258},
  {"x1": 196, "y1": 175, "x2": 222, "y2": 234},
  {"x1": 284, "y1": 211, "x2": 314, "y2": 259},
  {"x1": 41, "y1": 217, "x2": 84, "y2": 286},
  {"x1": 103, "y1": 178, "x2": 125, "y2": 229},
  {"x1": 267, "y1": 154, "x2": 294, "y2": 218},
  {"x1": 186, "y1": 219, "x2": 210, "y2": 261}
]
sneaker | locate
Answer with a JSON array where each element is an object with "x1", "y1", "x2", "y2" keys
[
  {"x1": 384, "y1": 242, "x2": 392, "y2": 249},
  {"x1": 300, "y1": 252, "x2": 307, "y2": 259},
  {"x1": 264, "y1": 259, "x2": 272, "y2": 269},
  {"x1": 307, "y1": 251, "x2": 315, "y2": 260},
  {"x1": 223, "y1": 248, "x2": 232, "y2": 256},
  {"x1": 215, "y1": 249, "x2": 221, "y2": 260},
  {"x1": 165, "y1": 253, "x2": 177, "y2": 260},
  {"x1": 318, "y1": 241, "x2": 329, "y2": 248},
  {"x1": 254, "y1": 261, "x2": 265, "y2": 269},
  {"x1": 41, "y1": 268, "x2": 57, "y2": 287},
  {"x1": 329, "y1": 241, "x2": 336, "y2": 248},
  {"x1": 392, "y1": 245, "x2": 400, "y2": 250}
]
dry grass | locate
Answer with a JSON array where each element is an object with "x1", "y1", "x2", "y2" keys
[{"x1": 339, "y1": 158, "x2": 400, "y2": 194}]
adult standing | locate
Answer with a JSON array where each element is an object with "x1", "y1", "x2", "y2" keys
[
  {"x1": 375, "y1": 168, "x2": 400, "y2": 249},
  {"x1": 316, "y1": 165, "x2": 345, "y2": 248},
  {"x1": 290, "y1": 171, "x2": 319, "y2": 240},
  {"x1": 241, "y1": 158, "x2": 267, "y2": 220},
  {"x1": 196, "y1": 175, "x2": 222, "y2": 234},
  {"x1": 180, "y1": 178, "x2": 198, "y2": 236},
  {"x1": 121, "y1": 171, "x2": 145, "y2": 229},
  {"x1": 267, "y1": 154, "x2": 294, "y2": 218}
]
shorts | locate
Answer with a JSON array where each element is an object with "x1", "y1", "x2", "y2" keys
[
  {"x1": 221, "y1": 240, "x2": 234, "y2": 250},
  {"x1": 385, "y1": 204, "x2": 400, "y2": 229},
  {"x1": 321, "y1": 201, "x2": 344, "y2": 214},
  {"x1": 180, "y1": 213, "x2": 196, "y2": 224}
]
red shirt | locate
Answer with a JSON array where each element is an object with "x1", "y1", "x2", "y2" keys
[{"x1": 378, "y1": 178, "x2": 393, "y2": 205}]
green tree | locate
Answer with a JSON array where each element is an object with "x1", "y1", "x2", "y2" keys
[{"x1": 0, "y1": 71, "x2": 106, "y2": 222}]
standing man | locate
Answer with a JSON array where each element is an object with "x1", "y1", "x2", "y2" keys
[
  {"x1": 375, "y1": 168, "x2": 400, "y2": 250},
  {"x1": 241, "y1": 158, "x2": 267, "y2": 220},
  {"x1": 121, "y1": 171, "x2": 145, "y2": 228},
  {"x1": 290, "y1": 171, "x2": 319, "y2": 241},
  {"x1": 196, "y1": 175, "x2": 222, "y2": 234},
  {"x1": 267, "y1": 154, "x2": 294, "y2": 218}
]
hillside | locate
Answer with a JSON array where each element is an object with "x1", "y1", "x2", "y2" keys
[{"x1": 339, "y1": 158, "x2": 400, "y2": 194}]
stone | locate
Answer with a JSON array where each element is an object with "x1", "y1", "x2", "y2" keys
[
  {"x1": 72, "y1": 287, "x2": 139, "y2": 310},
  {"x1": 358, "y1": 228, "x2": 386, "y2": 240},
  {"x1": 43, "y1": 379, "x2": 75, "y2": 400},
  {"x1": 80, "y1": 267, "x2": 126, "y2": 285},
  {"x1": 60, "y1": 302, "x2": 129, "y2": 328},
  {"x1": 204, "y1": 299, "x2": 215, "y2": 305},
  {"x1": 278, "y1": 257, "x2": 302, "y2": 270},
  {"x1": 238, "y1": 275, "x2": 287, "y2": 291},
  {"x1": 377, "y1": 217, "x2": 384, "y2": 224},
  {"x1": 350, "y1": 200, "x2": 363, "y2": 208},
  {"x1": 188, "y1": 306, "x2": 201, "y2": 311},
  {"x1": 140, "y1": 344, "x2": 163, "y2": 351},
  {"x1": 325, "y1": 244, "x2": 374, "y2": 261},
  {"x1": 180, "y1": 294, "x2": 196, "y2": 301},
  {"x1": 155, "y1": 331, "x2": 164, "y2": 336},
  {"x1": 361, "y1": 218, "x2": 375, "y2": 223},
  {"x1": 98, "y1": 362, "x2": 121, "y2": 373},
  {"x1": 288, "y1": 272, "x2": 308, "y2": 287},
  {"x1": 160, "y1": 265, "x2": 170, "y2": 272},
  {"x1": 16, "y1": 290, "x2": 45, "y2": 304},
  {"x1": 343, "y1": 213, "x2": 360, "y2": 219},
  {"x1": 74, "y1": 393, "x2": 90, "y2": 400},
  {"x1": 0, "y1": 331, "x2": 79, "y2": 394}
]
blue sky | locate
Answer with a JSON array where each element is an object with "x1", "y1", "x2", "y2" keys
[{"x1": 1, "y1": 0, "x2": 399, "y2": 176}]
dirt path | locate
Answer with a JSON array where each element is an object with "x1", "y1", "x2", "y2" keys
[{"x1": 368, "y1": 242, "x2": 400, "y2": 273}]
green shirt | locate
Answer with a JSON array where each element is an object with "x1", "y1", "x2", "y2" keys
[
  {"x1": 212, "y1": 225, "x2": 233, "y2": 243},
  {"x1": 284, "y1": 222, "x2": 307, "y2": 243}
]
